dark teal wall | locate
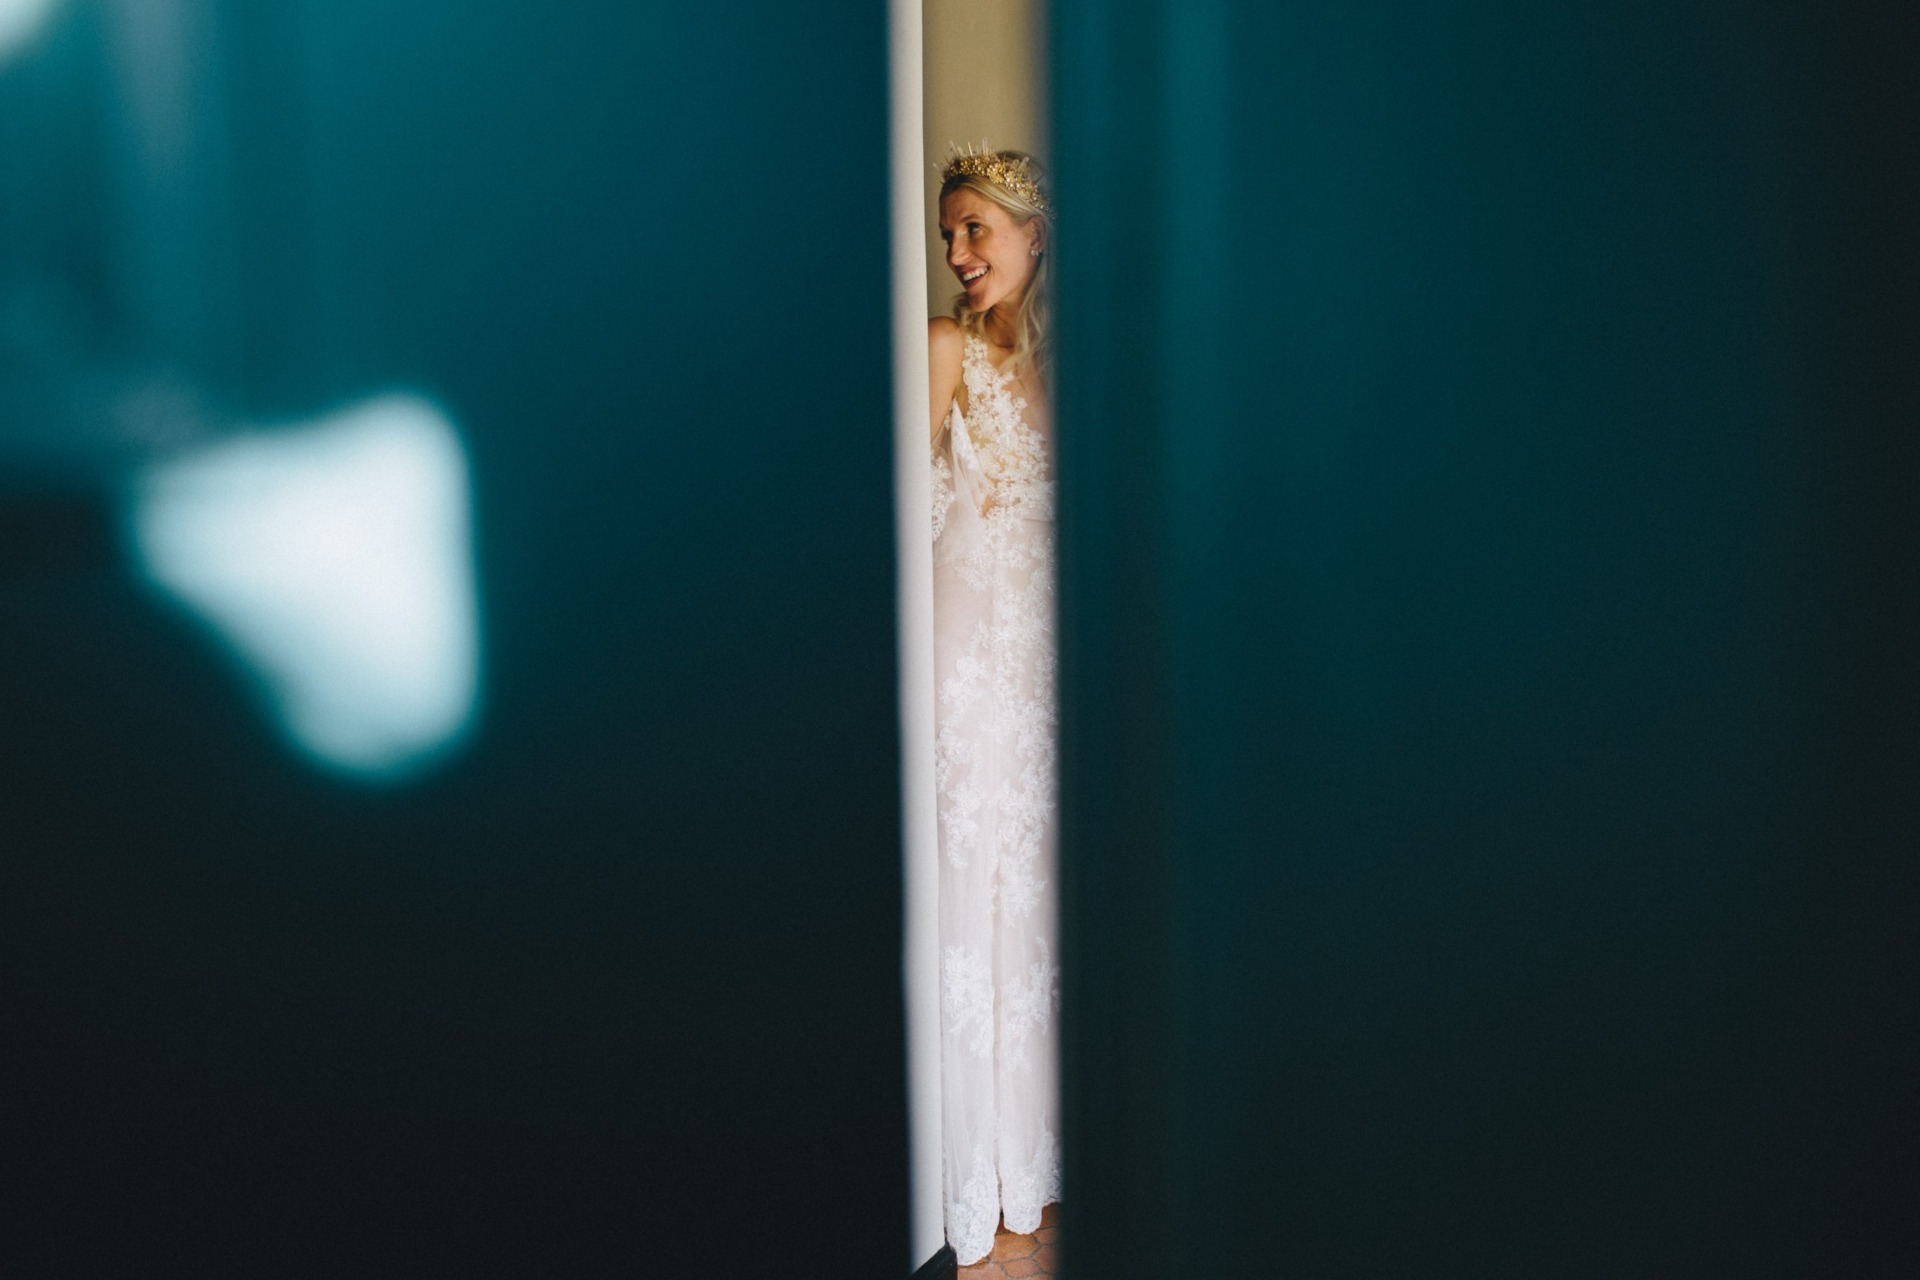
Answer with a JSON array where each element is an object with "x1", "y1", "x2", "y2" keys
[
  {"x1": 0, "y1": 2, "x2": 905, "y2": 1271},
  {"x1": 1055, "y1": 2, "x2": 1919, "y2": 1275}
]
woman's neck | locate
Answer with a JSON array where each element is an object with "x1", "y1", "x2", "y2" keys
[{"x1": 983, "y1": 299, "x2": 1020, "y2": 350}]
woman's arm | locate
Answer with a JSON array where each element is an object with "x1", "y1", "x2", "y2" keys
[{"x1": 928, "y1": 316, "x2": 963, "y2": 443}]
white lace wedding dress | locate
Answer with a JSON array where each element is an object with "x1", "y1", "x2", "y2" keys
[{"x1": 931, "y1": 330, "x2": 1061, "y2": 1265}]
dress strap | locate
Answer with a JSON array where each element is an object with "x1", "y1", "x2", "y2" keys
[
  {"x1": 963, "y1": 329, "x2": 1018, "y2": 397},
  {"x1": 959, "y1": 328, "x2": 986, "y2": 372},
  {"x1": 955, "y1": 329, "x2": 989, "y2": 419}
]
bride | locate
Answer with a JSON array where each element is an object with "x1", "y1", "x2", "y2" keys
[{"x1": 926, "y1": 146, "x2": 1060, "y2": 1266}]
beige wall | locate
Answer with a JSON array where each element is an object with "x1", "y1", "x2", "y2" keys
[{"x1": 922, "y1": 0, "x2": 1048, "y2": 319}]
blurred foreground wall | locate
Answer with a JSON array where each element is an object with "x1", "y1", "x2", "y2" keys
[
  {"x1": 1054, "y1": 1, "x2": 1920, "y2": 1276},
  {"x1": 0, "y1": 1, "x2": 906, "y2": 1271}
]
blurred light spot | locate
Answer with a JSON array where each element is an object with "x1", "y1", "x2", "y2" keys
[
  {"x1": 0, "y1": 0, "x2": 55, "y2": 62},
  {"x1": 131, "y1": 395, "x2": 482, "y2": 780}
]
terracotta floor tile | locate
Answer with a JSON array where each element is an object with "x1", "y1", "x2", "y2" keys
[
  {"x1": 956, "y1": 1211, "x2": 1062, "y2": 1280},
  {"x1": 992, "y1": 1232, "x2": 1039, "y2": 1260}
]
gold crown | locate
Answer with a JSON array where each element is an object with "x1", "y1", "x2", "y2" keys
[{"x1": 941, "y1": 143, "x2": 1052, "y2": 217}]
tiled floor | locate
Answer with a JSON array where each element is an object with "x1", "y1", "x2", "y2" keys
[{"x1": 956, "y1": 1204, "x2": 1060, "y2": 1280}]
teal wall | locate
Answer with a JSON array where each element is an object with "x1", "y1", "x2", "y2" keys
[
  {"x1": 0, "y1": 2, "x2": 906, "y2": 1270},
  {"x1": 1055, "y1": 1, "x2": 1920, "y2": 1275}
]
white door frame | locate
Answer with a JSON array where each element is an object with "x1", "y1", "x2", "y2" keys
[{"x1": 889, "y1": 0, "x2": 944, "y2": 1267}]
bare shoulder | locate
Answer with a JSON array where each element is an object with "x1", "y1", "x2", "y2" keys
[
  {"x1": 928, "y1": 314, "x2": 964, "y2": 358},
  {"x1": 928, "y1": 317, "x2": 966, "y2": 441},
  {"x1": 928, "y1": 316, "x2": 965, "y2": 388}
]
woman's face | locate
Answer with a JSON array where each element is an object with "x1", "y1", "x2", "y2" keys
[{"x1": 940, "y1": 188, "x2": 1042, "y2": 316}]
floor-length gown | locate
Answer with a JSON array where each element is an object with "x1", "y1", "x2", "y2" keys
[{"x1": 932, "y1": 329, "x2": 1061, "y2": 1265}]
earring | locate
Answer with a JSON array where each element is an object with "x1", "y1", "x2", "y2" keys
[{"x1": 1030, "y1": 248, "x2": 1040, "y2": 257}]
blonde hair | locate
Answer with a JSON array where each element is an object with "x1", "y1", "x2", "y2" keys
[{"x1": 941, "y1": 150, "x2": 1052, "y2": 382}]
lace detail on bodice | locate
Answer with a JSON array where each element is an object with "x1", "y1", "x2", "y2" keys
[{"x1": 944, "y1": 332, "x2": 1053, "y2": 523}]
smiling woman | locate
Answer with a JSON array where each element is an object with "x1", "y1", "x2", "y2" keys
[
  {"x1": 931, "y1": 149, "x2": 1051, "y2": 446},
  {"x1": 925, "y1": 143, "x2": 1060, "y2": 1269},
  {"x1": 895, "y1": 7, "x2": 1058, "y2": 1274}
]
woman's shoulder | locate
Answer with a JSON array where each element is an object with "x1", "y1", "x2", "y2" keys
[
  {"x1": 929, "y1": 316, "x2": 967, "y2": 379},
  {"x1": 928, "y1": 317, "x2": 966, "y2": 430},
  {"x1": 928, "y1": 314, "x2": 965, "y2": 353}
]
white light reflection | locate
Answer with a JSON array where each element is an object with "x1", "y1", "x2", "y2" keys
[
  {"x1": 131, "y1": 395, "x2": 482, "y2": 780},
  {"x1": 0, "y1": 0, "x2": 55, "y2": 63}
]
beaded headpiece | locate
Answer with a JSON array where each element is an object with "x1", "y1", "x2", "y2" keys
[{"x1": 940, "y1": 143, "x2": 1052, "y2": 218}]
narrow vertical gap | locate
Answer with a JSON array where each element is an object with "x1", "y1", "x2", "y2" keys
[{"x1": 913, "y1": 4, "x2": 1057, "y2": 1276}]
